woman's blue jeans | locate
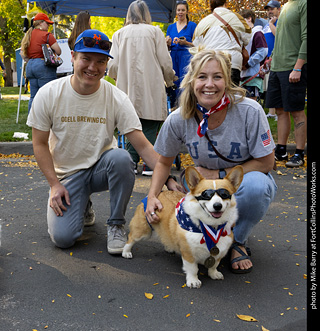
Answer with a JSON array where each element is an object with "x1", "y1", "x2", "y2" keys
[
  {"x1": 26, "y1": 58, "x2": 57, "y2": 113},
  {"x1": 233, "y1": 171, "x2": 277, "y2": 244}
]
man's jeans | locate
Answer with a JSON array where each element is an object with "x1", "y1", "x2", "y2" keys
[{"x1": 47, "y1": 149, "x2": 135, "y2": 248}]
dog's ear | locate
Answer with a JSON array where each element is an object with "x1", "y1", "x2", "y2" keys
[
  {"x1": 225, "y1": 165, "x2": 244, "y2": 191},
  {"x1": 185, "y1": 167, "x2": 204, "y2": 190}
]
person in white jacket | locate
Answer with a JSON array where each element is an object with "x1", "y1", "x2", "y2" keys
[
  {"x1": 108, "y1": 0, "x2": 176, "y2": 175},
  {"x1": 193, "y1": 0, "x2": 251, "y2": 85}
]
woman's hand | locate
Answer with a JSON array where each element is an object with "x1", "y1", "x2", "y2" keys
[
  {"x1": 195, "y1": 166, "x2": 219, "y2": 179},
  {"x1": 146, "y1": 196, "x2": 163, "y2": 224},
  {"x1": 173, "y1": 36, "x2": 186, "y2": 45},
  {"x1": 166, "y1": 177, "x2": 184, "y2": 192},
  {"x1": 165, "y1": 36, "x2": 172, "y2": 47}
]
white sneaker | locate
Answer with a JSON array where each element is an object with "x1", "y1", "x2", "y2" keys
[
  {"x1": 142, "y1": 163, "x2": 153, "y2": 176},
  {"x1": 107, "y1": 225, "x2": 127, "y2": 254},
  {"x1": 84, "y1": 200, "x2": 95, "y2": 226}
]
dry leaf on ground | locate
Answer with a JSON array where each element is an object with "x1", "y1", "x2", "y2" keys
[{"x1": 236, "y1": 314, "x2": 258, "y2": 322}]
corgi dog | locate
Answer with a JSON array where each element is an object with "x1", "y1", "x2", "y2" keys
[{"x1": 122, "y1": 166, "x2": 244, "y2": 288}]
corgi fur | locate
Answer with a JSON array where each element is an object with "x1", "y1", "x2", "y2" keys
[{"x1": 122, "y1": 166, "x2": 244, "y2": 288}]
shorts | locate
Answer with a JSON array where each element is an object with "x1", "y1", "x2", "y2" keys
[
  {"x1": 244, "y1": 85, "x2": 260, "y2": 98},
  {"x1": 265, "y1": 64, "x2": 307, "y2": 112}
]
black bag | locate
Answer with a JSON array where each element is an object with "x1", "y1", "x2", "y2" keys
[{"x1": 42, "y1": 35, "x2": 63, "y2": 68}]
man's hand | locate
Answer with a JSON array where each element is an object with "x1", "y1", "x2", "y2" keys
[
  {"x1": 49, "y1": 182, "x2": 70, "y2": 216},
  {"x1": 289, "y1": 70, "x2": 301, "y2": 83}
]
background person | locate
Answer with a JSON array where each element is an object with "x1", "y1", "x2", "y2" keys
[
  {"x1": 108, "y1": 0, "x2": 176, "y2": 176},
  {"x1": 240, "y1": 9, "x2": 268, "y2": 100},
  {"x1": 26, "y1": 29, "x2": 159, "y2": 255},
  {"x1": 145, "y1": 49, "x2": 277, "y2": 274},
  {"x1": 263, "y1": 0, "x2": 281, "y2": 120},
  {"x1": 0, "y1": 57, "x2": 6, "y2": 100},
  {"x1": 193, "y1": 0, "x2": 251, "y2": 85},
  {"x1": 21, "y1": 13, "x2": 61, "y2": 113},
  {"x1": 265, "y1": 0, "x2": 307, "y2": 168},
  {"x1": 68, "y1": 11, "x2": 91, "y2": 50},
  {"x1": 166, "y1": 0, "x2": 196, "y2": 107}
]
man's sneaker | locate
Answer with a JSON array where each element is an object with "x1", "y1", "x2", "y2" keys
[
  {"x1": 84, "y1": 200, "x2": 95, "y2": 226},
  {"x1": 275, "y1": 151, "x2": 288, "y2": 161},
  {"x1": 142, "y1": 163, "x2": 153, "y2": 176},
  {"x1": 266, "y1": 113, "x2": 278, "y2": 121},
  {"x1": 134, "y1": 163, "x2": 138, "y2": 175},
  {"x1": 107, "y1": 225, "x2": 127, "y2": 254},
  {"x1": 286, "y1": 154, "x2": 304, "y2": 168}
]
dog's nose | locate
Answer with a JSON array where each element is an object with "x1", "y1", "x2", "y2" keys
[{"x1": 213, "y1": 202, "x2": 222, "y2": 211}]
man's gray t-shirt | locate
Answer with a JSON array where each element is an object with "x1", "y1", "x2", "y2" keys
[{"x1": 154, "y1": 97, "x2": 275, "y2": 170}]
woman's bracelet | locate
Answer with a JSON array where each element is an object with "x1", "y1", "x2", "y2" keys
[{"x1": 293, "y1": 68, "x2": 302, "y2": 72}]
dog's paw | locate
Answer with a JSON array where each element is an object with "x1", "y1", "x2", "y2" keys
[
  {"x1": 208, "y1": 269, "x2": 224, "y2": 280},
  {"x1": 186, "y1": 278, "x2": 202, "y2": 289},
  {"x1": 122, "y1": 251, "x2": 133, "y2": 259}
]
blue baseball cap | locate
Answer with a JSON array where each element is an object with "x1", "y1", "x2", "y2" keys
[
  {"x1": 264, "y1": 0, "x2": 281, "y2": 9},
  {"x1": 74, "y1": 29, "x2": 113, "y2": 58}
]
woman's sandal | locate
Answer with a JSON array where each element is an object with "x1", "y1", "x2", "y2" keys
[{"x1": 230, "y1": 242, "x2": 253, "y2": 274}]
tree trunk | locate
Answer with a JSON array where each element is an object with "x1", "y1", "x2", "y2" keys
[{"x1": 4, "y1": 56, "x2": 13, "y2": 87}]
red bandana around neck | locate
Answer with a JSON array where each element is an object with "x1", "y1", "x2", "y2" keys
[{"x1": 196, "y1": 93, "x2": 230, "y2": 137}]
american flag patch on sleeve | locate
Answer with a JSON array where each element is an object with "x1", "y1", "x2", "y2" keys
[{"x1": 261, "y1": 129, "x2": 271, "y2": 147}]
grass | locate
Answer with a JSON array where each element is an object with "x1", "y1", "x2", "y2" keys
[
  {"x1": 0, "y1": 87, "x2": 31, "y2": 142},
  {"x1": 0, "y1": 86, "x2": 305, "y2": 143}
]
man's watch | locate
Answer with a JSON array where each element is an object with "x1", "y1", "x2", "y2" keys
[{"x1": 219, "y1": 168, "x2": 227, "y2": 179}]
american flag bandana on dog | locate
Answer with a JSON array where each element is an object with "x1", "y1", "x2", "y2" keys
[
  {"x1": 176, "y1": 197, "x2": 230, "y2": 251},
  {"x1": 196, "y1": 93, "x2": 230, "y2": 137}
]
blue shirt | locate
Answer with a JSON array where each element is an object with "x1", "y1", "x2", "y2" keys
[
  {"x1": 166, "y1": 21, "x2": 197, "y2": 52},
  {"x1": 263, "y1": 20, "x2": 278, "y2": 57}
]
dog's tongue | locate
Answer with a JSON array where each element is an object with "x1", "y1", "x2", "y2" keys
[{"x1": 211, "y1": 212, "x2": 223, "y2": 218}]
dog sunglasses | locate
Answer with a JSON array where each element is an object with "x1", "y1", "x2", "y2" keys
[
  {"x1": 195, "y1": 188, "x2": 232, "y2": 201},
  {"x1": 75, "y1": 37, "x2": 112, "y2": 51}
]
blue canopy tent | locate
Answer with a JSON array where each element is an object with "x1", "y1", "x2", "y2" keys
[{"x1": 26, "y1": 0, "x2": 176, "y2": 23}]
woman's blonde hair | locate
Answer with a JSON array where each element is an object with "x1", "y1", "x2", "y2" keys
[
  {"x1": 125, "y1": 0, "x2": 152, "y2": 25},
  {"x1": 21, "y1": 20, "x2": 42, "y2": 58},
  {"x1": 179, "y1": 47, "x2": 246, "y2": 119}
]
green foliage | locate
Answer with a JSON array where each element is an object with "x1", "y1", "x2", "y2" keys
[
  {"x1": 0, "y1": 88, "x2": 31, "y2": 142},
  {"x1": 0, "y1": 0, "x2": 26, "y2": 59},
  {"x1": 90, "y1": 17, "x2": 125, "y2": 39}
]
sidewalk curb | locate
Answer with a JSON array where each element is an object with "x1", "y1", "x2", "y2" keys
[{"x1": 0, "y1": 141, "x2": 306, "y2": 156}]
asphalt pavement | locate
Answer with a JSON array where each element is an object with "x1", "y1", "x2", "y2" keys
[{"x1": 0, "y1": 144, "x2": 307, "y2": 331}]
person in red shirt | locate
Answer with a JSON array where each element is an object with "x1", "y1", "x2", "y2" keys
[{"x1": 21, "y1": 13, "x2": 61, "y2": 112}]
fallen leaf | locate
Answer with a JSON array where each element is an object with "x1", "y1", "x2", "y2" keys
[
  {"x1": 163, "y1": 295, "x2": 170, "y2": 299},
  {"x1": 123, "y1": 314, "x2": 128, "y2": 318},
  {"x1": 145, "y1": 293, "x2": 154, "y2": 300},
  {"x1": 213, "y1": 319, "x2": 221, "y2": 322},
  {"x1": 236, "y1": 314, "x2": 258, "y2": 322},
  {"x1": 261, "y1": 326, "x2": 270, "y2": 331},
  {"x1": 186, "y1": 313, "x2": 190, "y2": 317},
  {"x1": 67, "y1": 294, "x2": 72, "y2": 297}
]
